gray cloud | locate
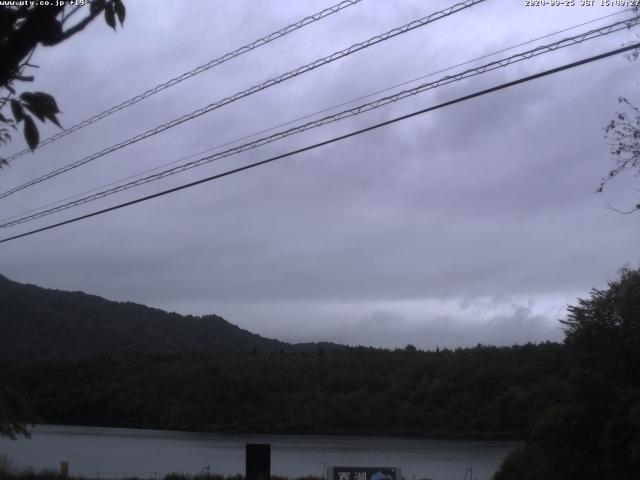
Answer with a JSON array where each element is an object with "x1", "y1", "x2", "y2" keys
[{"x1": 0, "y1": 0, "x2": 637, "y2": 348}]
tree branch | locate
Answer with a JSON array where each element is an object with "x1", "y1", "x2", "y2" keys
[
  {"x1": 0, "y1": 6, "x2": 63, "y2": 87},
  {"x1": 605, "y1": 203, "x2": 640, "y2": 215},
  {"x1": 57, "y1": 7, "x2": 104, "y2": 43}
]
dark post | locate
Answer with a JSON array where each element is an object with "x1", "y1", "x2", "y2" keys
[{"x1": 246, "y1": 443, "x2": 271, "y2": 480}]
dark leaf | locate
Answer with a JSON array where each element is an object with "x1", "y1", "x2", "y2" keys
[
  {"x1": 20, "y1": 91, "x2": 61, "y2": 114},
  {"x1": 5, "y1": 84, "x2": 15, "y2": 94},
  {"x1": 24, "y1": 103, "x2": 45, "y2": 122},
  {"x1": 20, "y1": 92, "x2": 62, "y2": 127},
  {"x1": 105, "y1": 1, "x2": 116, "y2": 30},
  {"x1": 47, "y1": 113, "x2": 62, "y2": 128},
  {"x1": 0, "y1": 158, "x2": 7, "y2": 169},
  {"x1": 10, "y1": 99, "x2": 24, "y2": 122},
  {"x1": 39, "y1": 19, "x2": 63, "y2": 46},
  {"x1": 114, "y1": 0, "x2": 125, "y2": 25},
  {"x1": 90, "y1": 0, "x2": 106, "y2": 15},
  {"x1": 23, "y1": 115, "x2": 39, "y2": 151}
]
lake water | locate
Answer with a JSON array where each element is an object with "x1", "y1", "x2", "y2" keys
[{"x1": 0, "y1": 425, "x2": 519, "y2": 480}]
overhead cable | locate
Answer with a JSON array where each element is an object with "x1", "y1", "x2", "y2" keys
[
  {"x1": 0, "y1": 0, "x2": 486, "y2": 200},
  {"x1": 2, "y1": 15, "x2": 637, "y2": 230},
  {"x1": 4, "y1": 0, "x2": 364, "y2": 163},
  {"x1": 1, "y1": 42, "x2": 637, "y2": 245},
  {"x1": 2, "y1": 7, "x2": 626, "y2": 226}
]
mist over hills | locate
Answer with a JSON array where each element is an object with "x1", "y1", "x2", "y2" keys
[{"x1": 0, "y1": 274, "x2": 337, "y2": 362}]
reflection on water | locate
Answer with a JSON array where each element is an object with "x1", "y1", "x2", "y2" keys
[{"x1": 0, "y1": 425, "x2": 519, "y2": 480}]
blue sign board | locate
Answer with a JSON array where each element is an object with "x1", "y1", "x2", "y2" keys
[{"x1": 328, "y1": 466, "x2": 400, "y2": 480}]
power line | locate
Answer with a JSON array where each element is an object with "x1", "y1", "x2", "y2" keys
[
  {"x1": 2, "y1": 15, "x2": 637, "y2": 230},
  {"x1": 1, "y1": 42, "x2": 637, "y2": 245},
  {"x1": 3, "y1": 15, "x2": 635, "y2": 228},
  {"x1": 4, "y1": 0, "x2": 363, "y2": 163},
  {"x1": 0, "y1": 0, "x2": 486, "y2": 200},
  {"x1": 2, "y1": 7, "x2": 626, "y2": 226},
  {"x1": 3, "y1": 8, "x2": 628, "y2": 226}
]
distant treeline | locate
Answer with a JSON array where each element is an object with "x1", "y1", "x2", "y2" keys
[{"x1": 0, "y1": 343, "x2": 565, "y2": 438}]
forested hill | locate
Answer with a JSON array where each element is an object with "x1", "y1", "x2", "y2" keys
[
  {"x1": 0, "y1": 273, "x2": 320, "y2": 361},
  {"x1": 0, "y1": 273, "x2": 568, "y2": 440}
]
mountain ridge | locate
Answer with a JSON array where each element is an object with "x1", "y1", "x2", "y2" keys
[{"x1": 0, "y1": 273, "x2": 340, "y2": 362}]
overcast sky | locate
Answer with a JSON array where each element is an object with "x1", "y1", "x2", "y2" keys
[{"x1": 0, "y1": 0, "x2": 638, "y2": 349}]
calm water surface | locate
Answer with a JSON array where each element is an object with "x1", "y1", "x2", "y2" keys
[{"x1": 0, "y1": 425, "x2": 519, "y2": 480}]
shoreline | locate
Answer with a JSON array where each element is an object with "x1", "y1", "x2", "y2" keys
[{"x1": 23, "y1": 423, "x2": 525, "y2": 443}]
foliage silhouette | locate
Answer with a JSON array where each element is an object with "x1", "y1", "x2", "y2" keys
[
  {"x1": 494, "y1": 267, "x2": 640, "y2": 479},
  {"x1": 0, "y1": 1, "x2": 125, "y2": 164}
]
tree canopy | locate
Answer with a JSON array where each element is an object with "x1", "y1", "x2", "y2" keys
[
  {"x1": 494, "y1": 266, "x2": 640, "y2": 480},
  {"x1": 0, "y1": 1, "x2": 125, "y2": 161},
  {"x1": 599, "y1": 42, "x2": 640, "y2": 214}
]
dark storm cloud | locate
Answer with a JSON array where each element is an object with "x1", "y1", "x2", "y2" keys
[{"x1": 0, "y1": 0, "x2": 637, "y2": 348}]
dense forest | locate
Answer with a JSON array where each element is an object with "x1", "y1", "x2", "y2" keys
[{"x1": 0, "y1": 343, "x2": 565, "y2": 438}]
